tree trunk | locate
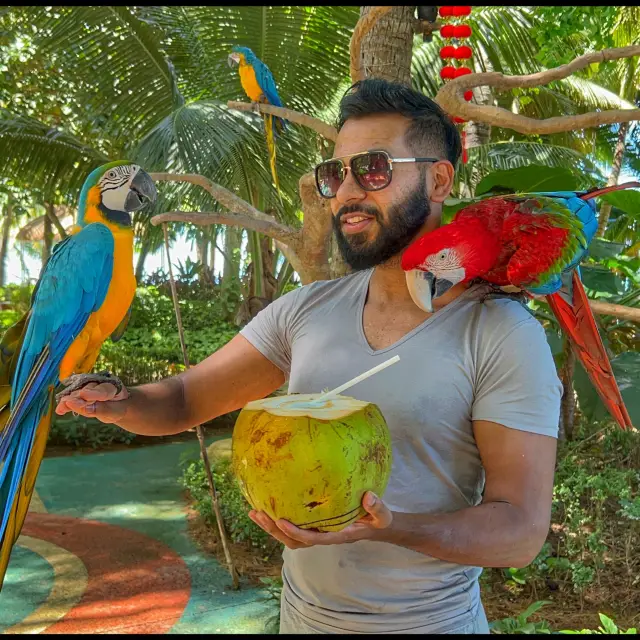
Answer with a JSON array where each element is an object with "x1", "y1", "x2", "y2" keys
[
  {"x1": 358, "y1": 6, "x2": 416, "y2": 86},
  {"x1": 135, "y1": 235, "x2": 152, "y2": 282},
  {"x1": 0, "y1": 200, "x2": 13, "y2": 286},
  {"x1": 595, "y1": 122, "x2": 628, "y2": 238},
  {"x1": 42, "y1": 203, "x2": 54, "y2": 268},
  {"x1": 196, "y1": 234, "x2": 212, "y2": 284},
  {"x1": 559, "y1": 339, "x2": 577, "y2": 441}
]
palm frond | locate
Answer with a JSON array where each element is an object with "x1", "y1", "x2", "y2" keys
[{"x1": 0, "y1": 110, "x2": 109, "y2": 201}]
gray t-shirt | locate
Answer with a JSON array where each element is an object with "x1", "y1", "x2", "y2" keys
[{"x1": 240, "y1": 269, "x2": 562, "y2": 634}]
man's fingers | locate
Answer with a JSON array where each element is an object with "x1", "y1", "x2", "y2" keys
[
  {"x1": 74, "y1": 382, "x2": 121, "y2": 402},
  {"x1": 362, "y1": 491, "x2": 393, "y2": 529},
  {"x1": 249, "y1": 511, "x2": 309, "y2": 550}
]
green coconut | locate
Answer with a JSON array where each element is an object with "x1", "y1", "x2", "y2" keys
[{"x1": 231, "y1": 393, "x2": 392, "y2": 532}]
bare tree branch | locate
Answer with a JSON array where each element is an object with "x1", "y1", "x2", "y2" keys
[
  {"x1": 227, "y1": 101, "x2": 337, "y2": 142},
  {"x1": 589, "y1": 299, "x2": 640, "y2": 324},
  {"x1": 350, "y1": 6, "x2": 394, "y2": 83},
  {"x1": 151, "y1": 210, "x2": 300, "y2": 247},
  {"x1": 148, "y1": 172, "x2": 280, "y2": 224},
  {"x1": 435, "y1": 45, "x2": 640, "y2": 134}
]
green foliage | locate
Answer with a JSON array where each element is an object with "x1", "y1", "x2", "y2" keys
[
  {"x1": 95, "y1": 284, "x2": 239, "y2": 386},
  {"x1": 259, "y1": 575, "x2": 283, "y2": 634},
  {"x1": 48, "y1": 413, "x2": 136, "y2": 449},
  {"x1": 0, "y1": 283, "x2": 33, "y2": 326},
  {"x1": 494, "y1": 422, "x2": 640, "y2": 603},
  {"x1": 179, "y1": 454, "x2": 279, "y2": 551},
  {"x1": 560, "y1": 613, "x2": 638, "y2": 635},
  {"x1": 489, "y1": 600, "x2": 553, "y2": 634},
  {"x1": 475, "y1": 165, "x2": 581, "y2": 197}
]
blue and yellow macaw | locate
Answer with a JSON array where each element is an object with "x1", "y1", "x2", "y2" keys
[
  {"x1": 228, "y1": 45, "x2": 287, "y2": 195},
  {"x1": 0, "y1": 161, "x2": 157, "y2": 589}
]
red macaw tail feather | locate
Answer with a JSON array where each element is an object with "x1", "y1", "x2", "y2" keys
[
  {"x1": 263, "y1": 113, "x2": 280, "y2": 195},
  {"x1": 546, "y1": 271, "x2": 633, "y2": 430},
  {"x1": 580, "y1": 181, "x2": 640, "y2": 201}
]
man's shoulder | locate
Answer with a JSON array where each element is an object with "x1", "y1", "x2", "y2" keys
[
  {"x1": 278, "y1": 269, "x2": 370, "y2": 309},
  {"x1": 462, "y1": 286, "x2": 547, "y2": 348}
]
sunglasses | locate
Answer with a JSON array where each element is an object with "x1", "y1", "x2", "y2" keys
[{"x1": 315, "y1": 150, "x2": 439, "y2": 199}]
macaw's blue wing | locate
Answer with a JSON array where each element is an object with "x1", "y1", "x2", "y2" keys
[
  {"x1": 0, "y1": 222, "x2": 114, "y2": 584},
  {"x1": 253, "y1": 57, "x2": 287, "y2": 136},
  {"x1": 253, "y1": 58, "x2": 284, "y2": 108}
]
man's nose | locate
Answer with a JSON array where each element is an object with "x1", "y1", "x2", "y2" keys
[{"x1": 334, "y1": 167, "x2": 367, "y2": 206}]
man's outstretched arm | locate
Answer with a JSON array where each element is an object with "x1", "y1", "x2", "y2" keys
[{"x1": 55, "y1": 334, "x2": 286, "y2": 436}]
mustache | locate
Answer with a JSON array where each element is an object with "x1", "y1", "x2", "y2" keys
[{"x1": 335, "y1": 204, "x2": 381, "y2": 223}]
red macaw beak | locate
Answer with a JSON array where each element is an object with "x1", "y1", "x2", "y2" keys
[{"x1": 405, "y1": 269, "x2": 456, "y2": 313}]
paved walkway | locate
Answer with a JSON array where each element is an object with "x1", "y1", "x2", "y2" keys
[{"x1": 0, "y1": 437, "x2": 274, "y2": 634}]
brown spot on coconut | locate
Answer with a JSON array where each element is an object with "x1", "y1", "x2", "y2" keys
[{"x1": 231, "y1": 393, "x2": 393, "y2": 532}]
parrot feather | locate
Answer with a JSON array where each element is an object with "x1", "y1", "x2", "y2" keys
[
  {"x1": 0, "y1": 161, "x2": 157, "y2": 591},
  {"x1": 402, "y1": 184, "x2": 639, "y2": 431}
]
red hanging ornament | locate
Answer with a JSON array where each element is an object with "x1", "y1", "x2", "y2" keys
[
  {"x1": 440, "y1": 24, "x2": 456, "y2": 39},
  {"x1": 439, "y1": 45, "x2": 457, "y2": 59},
  {"x1": 464, "y1": 90, "x2": 473, "y2": 101},
  {"x1": 440, "y1": 66, "x2": 456, "y2": 80},
  {"x1": 454, "y1": 66, "x2": 472, "y2": 78},
  {"x1": 453, "y1": 6, "x2": 472, "y2": 17},
  {"x1": 439, "y1": 6, "x2": 454, "y2": 17},
  {"x1": 455, "y1": 46, "x2": 473, "y2": 60},
  {"x1": 453, "y1": 25, "x2": 472, "y2": 38},
  {"x1": 452, "y1": 116, "x2": 467, "y2": 124}
]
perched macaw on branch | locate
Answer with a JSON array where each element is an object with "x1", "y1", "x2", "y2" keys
[
  {"x1": 0, "y1": 161, "x2": 157, "y2": 590},
  {"x1": 401, "y1": 182, "x2": 640, "y2": 431},
  {"x1": 228, "y1": 45, "x2": 287, "y2": 195}
]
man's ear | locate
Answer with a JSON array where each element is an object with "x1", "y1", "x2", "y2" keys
[{"x1": 429, "y1": 161, "x2": 455, "y2": 204}]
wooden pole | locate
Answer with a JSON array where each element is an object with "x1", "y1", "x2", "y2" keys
[{"x1": 162, "y1": 223, "x2": 240, "y2": 590}]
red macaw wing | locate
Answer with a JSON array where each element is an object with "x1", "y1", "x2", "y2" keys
[{"x1": 547, "y1": 271, "x2": 633, "y2": 430}]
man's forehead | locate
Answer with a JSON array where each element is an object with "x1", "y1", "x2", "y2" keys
[{"x1": 334, "y1": 113, "x2": 411, "y2": 157}]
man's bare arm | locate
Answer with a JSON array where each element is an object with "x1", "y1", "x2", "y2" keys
[
  {"x1": 55, "y1": 334, "x2": 286, "y2": 436},
  {"x1": 373, "y1": 421, "x2": 557, "y2": 568}
]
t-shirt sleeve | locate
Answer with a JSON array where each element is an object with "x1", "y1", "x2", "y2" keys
[
  {"x1": 239, "y1": 288, "x2": 303, "y2": 377},
  {"x1": 472, "y1": 317, "x2": 563, "y2": 438}
]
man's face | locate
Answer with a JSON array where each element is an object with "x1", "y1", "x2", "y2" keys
[{"x1": 329, "y1": 113, "x2": 435, "y2": 271}]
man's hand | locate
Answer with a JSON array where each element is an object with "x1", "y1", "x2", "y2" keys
[
  {"x1": 55, "y1": 382, "x2": 129, "y2": 424},
  {"x1": 249, "y1": 491, "x2": 393, "y2": 549}
]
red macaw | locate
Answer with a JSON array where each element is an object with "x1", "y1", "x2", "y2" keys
[{"x1": 401, "y1": 183, "x2": 640, "y2": 431}]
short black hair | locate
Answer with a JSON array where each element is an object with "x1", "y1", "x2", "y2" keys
[{"x1": 337, "y1": 78, "x2": 461, "y2": 167}]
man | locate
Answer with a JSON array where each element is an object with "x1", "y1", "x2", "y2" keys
[{"x1": 57, "y1": 79, "x2": 562, "y2": 634}]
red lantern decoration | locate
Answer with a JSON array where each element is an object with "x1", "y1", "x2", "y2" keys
[
  {"x1": 455, "y1": 46, "x2": 473, "y2": 60},
  {"x1": 440, "y1": 24, "x2": 456, "y2": 39},
  {"x1": 439, "y1": 6, "x2": 453, "y2": 17},
  {"x1": 440, "y1": 66, "x2": 456, "y2": 80},
  {"x1": 453, "y1": 25, "x2": 472, "y2": 38},
  {"x1": 454, "y1": 66, "x2": 472, "y2": 78},
  {"x1": 464, "y1": 90, "x2": 473, "y2": 101},
  {"x1": 439, "y1": 45, "x2": 457, "y2": 59},
  {"x1": 453, "y1": 6, "x2": 472, "y2": 17}
]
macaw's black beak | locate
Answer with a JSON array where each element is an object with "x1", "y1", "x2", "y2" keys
[
  {"x1": 405, "y1": 270, "x2": 454, "y2": 313},
  {"x1": 125, "y1": 169, "x2": 157, "y2": 212}
]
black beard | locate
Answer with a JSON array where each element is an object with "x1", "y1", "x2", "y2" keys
[{"x1": 332, "y1": 177, "x2": 431, "y2": 271}]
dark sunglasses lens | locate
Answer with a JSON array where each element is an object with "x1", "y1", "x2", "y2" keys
[
  {"x1": 316, "y1": 161, "x2": 343, "y2": 197},
  {"x1": 352, "y1": 152, "x2": 391, "y2": 191}
]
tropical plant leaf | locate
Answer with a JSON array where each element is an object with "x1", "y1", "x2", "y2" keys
[{"x1": 475, "y1": 165, "x2": 580, "y2": 196}]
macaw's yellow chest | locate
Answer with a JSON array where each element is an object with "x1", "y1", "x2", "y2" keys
[
  {"x1": 239, "y1": 62, "x2": 265, "y2": 103},
  {"x1": 59, "y1": 226, "x2": 136, "y2": 379}
]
